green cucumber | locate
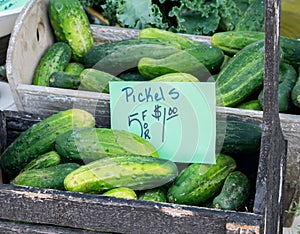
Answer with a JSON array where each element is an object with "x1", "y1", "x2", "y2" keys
[
  {"x1": 138, "y1": 187, "x2": 167, "y2": 203},
  {"x1": 291, "y1": 67, "x2": 300, "y2": 108},
  {"x1": 167, "y1": 154, "x2": 237, "y2": 205},
  {"x1": 12, "y1": 163, "x2": 80, "y2": 190},
  {"x1": 213, "y1": 171, "x2": 251, "y2": 210},
  {"x1": 103, "y1": 187, "x2": 137, "y2": 200},
  {"x1": 234, "y1": 0, "x2": 265, "y2": 32},
  {"x1": 91, "y1": 43, "x2": 180, "y2": 76},
  {"x1": 23, "y1": 151, "x2": 61, "y2": 171},
  {"x1": 149, "y1": 72, "x2": 200, "y2": 82},
  {"x1": 33, "y1": 42, "x2": 72, "y2": 86},
  {"x1": 64, "y1": 155, "x2": 178, "y2": 193},
  {"x1": 49, "y1": 0, "x2": 94, "y2": 61},
  {"x1": 216, "y1": 40, "x2": 265, "y2": 107},
  {"x1": 83, "y1": 37, "x2": 181, "y2": 69},
  {"x1": 64, "y1": 62, "x2": 85, "y2": 75},
  {"x1": 55, "y1": 127, "x2": 159, "y2": 164},
  {"x1": 117, "y1": 70, "x2": 148, "y2": 81},
  {"x1": 0, "y1": 109, "x2": 95, "y2": 177},
  {"x1": 138, "y1": 50, "x2": 211, "y2": 80},
  {"x1": 49, "y1": 71, "x2": 81, "y2": 89},
  {"x1": 216, "y1": 120, "x2": 262, "y2": 157},
  {"x1": 258, "y1": 63, "x2": 298, "y2": 113},
  {"x1": 211, "y1": 31, "x2": 300, "y2": 68},
  {"x1": 236, "y1": 100, "x2": 262, "y2": 111},
  {"x1": 211, "y1": 31, "x2": 265, "y2": 56},
  {"x1": 79, "y1": 68, "x2": 122, "y2": 93},
  {"x1": 139, "y1": 28, "x2": 225, "y2": 74},
  {"x1": 139, "y1": 28, "x2": 198, "y2": 49}
]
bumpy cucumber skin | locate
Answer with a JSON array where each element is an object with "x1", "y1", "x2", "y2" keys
[
  {"x1": 83, "y1": 37, "x2": 181, "y2": 68},
  {"x1": 149, "y1": 72, "x2": 200, "y2": 82},
  {"x1": 0, "y1": 109, "x2": 95, "y2": 177},
  {"x1": 211, "y1": 31, "x2": 300, "y2": 68},
  {"x1": 280, "y1": 37, "x2": 300, "y2": 69},
  {"x1": 138, "y1": 47, "x2": 223, "y2": 80},
  {"x1": 139, "y1": 28, "x2": 197, "y2": 49},
  {"x1": 216, "y1": 40, "x2": 265, "y2": 107},
  {"x1": 213, "y1": 171, "x2": 250, "y2": 210},
  {"x1": 23, "y1": 151, "x2": 61, "y2": 171},
  {"x1": 138, "y1": 50, "x2": 210, "y2": 80},
  {"x1": 49, "y1": 0, "x2": 94, "y2": 62},
  {"x1": 291, "y1": 68, "x2": 300, "y2": 108},
  {"x1": 49, "y1": 71, "x2": 81, "y2": 89},
  {"x1": 138, "y1": 188, "x2": 167, "y2": 202},
  {"x1": 139, "y1": 28, "x2": 224, "y2": 74},
  {"x1": 64, "y1": 62, "x2": 85, "y2": 75},
  {"x1": 167, "y1": 154, "x2": 237, "y2": 205},
  {"x1": 211, "y1": 31, "x2": 265, "y2": 56},
  {"x1": 55, "y1": 127, "x2": 159, "y2": 164},
  {"x1": 12, "y1": 163, "x2": 80, "y2": 190},
  {"x1": 117, "y1": 70, "x2": 148, "y2": 81},
  {"x1": 33, "y1": 42, "x2": 72, "y2": 86},
  {"x1": 259, "y1": 63, "x2": 297, "y2": 113},
  {"x1": 79, "y1": 68, "x2": 122, "y2": 93},
  {"x1": 103, "y1": 187, "x2": 137, "y2": 200},
  {"x1": 236, "y1": 100, "x2": 262, "y2": 111},
  {"x1": 235, "y1": 0, "x2": 265, "y2": 32},
  {"x1": 91, "y1": 44, "x2": 180, "y2": 76},
  {"x1": 64, "y1": 155, "x2": 178, "y2": 193}
]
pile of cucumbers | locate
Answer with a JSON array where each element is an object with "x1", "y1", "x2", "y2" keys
[
  {"x1": 11, "y1": 0, "x2": 297, "y2": 212},
  {"x1": 32, "y1": 0, "x2": 300, "y2": 114},
  {"x1": 33, "y1": 0, "x2": 225, "y2": 91},
  {"x1": 0, "y1": 108, "x2": 261, "y2": 212}
]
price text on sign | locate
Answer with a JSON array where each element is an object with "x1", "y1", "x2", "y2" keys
[{"x1": 109, "y1": 82, "x2": 216, "y2": 164}]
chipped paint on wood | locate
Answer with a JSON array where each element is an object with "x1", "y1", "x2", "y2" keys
[
  {"x1": 3, "y1": 189, "x2": 54, "y2": 200},
  {"x1": 226, "y1": 223, "x2": 260, "y2": 234},
  {"x1": 161, "y1": 207, "x2": 195, "y2": 217}
]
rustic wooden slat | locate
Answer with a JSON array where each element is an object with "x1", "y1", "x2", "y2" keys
[
  {"x1": 0, "y1": 184, "x2": 261, "y2": 234},
  {"x1": 0, "y1": 219, "x2": 108, "y2": 234},
  {"x1": 254, "y1": 0, "x2": 287, "y2": 233},
  {"x1": 0, "y1": 111, "x2": 6, "y2": 154}
]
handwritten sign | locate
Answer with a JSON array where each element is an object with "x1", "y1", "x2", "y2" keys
[{"x1": 109, "y1": 82, "x2": 216, "y2": 164}]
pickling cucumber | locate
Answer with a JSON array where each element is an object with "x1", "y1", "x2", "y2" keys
[
  {"x1": 213, "y1": 171, "x2": 251, "y2": 210},
  {"x1": 0, "y1": 109, "x2": 95, "y2": 177},
  {"x1": 33, "y1": 42, "x2": 72, "y2": 86},
  {"x1": 64, "y1": 155, "x2": 178, "y2": 193},
  {"x1": 167, "y1": 154, "x2": 237, "y2": 205}
]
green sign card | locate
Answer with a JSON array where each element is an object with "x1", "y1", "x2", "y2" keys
[{"x1": 109, "y1": 82, "x2": 216, "y2": 164}]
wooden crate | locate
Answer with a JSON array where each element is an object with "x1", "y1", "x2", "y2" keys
[
  {"x1": 0, "y1": 110, "x2": 263, "y2": 234},
  {"x1": 3, "y1": 0, "x2": 298, "y2": 231},
  {"x1": 5, "y1": 0, "x2": 211, "y2": 127}
]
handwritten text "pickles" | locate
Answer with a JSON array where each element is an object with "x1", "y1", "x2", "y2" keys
[{"x1": 121, "y1": 86, "x2": 180, "y2": 103}]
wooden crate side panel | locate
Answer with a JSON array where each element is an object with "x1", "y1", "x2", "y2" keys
[
  {"x1": 0, "y1": 220, "x2": 105, "y2": 234},
  {"x1": 1, "y1": 108, "x2": 297, "y2": 227},
  {"x1": 6, "y1": 0, "x2": 54, "y2": 111},
  {"x1": 0, "y1": 184, "x2": 261, "y2": 234},
  {"x1": 17, "y1": 84, "x2": 111, "y2": 127}
]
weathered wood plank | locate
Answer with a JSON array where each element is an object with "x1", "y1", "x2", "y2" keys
[
  {"x1": 0, "y1": 184, "x2": 261, "y2": 234},
  {"x1": 254, "y1": 0, "x2": 287, "y2": 233},
  {"x1": 0, "y1": 219, "x2": 108, "y2": 234}
]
